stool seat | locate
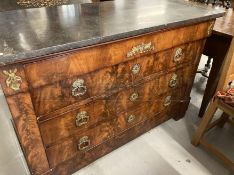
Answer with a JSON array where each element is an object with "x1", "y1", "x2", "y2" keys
[{"x1": 216, "y1": 86, "x2": 234, "y2": 107}]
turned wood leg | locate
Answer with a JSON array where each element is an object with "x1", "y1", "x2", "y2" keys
[{"x1": 192, "y1": 100, "x2": 218, "y2": 146}]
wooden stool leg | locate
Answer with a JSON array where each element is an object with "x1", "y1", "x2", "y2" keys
[
  {"x1": 217, "y1": 113, "x2": 229, "y2": 128},
  {"x1": 192, "y1": 100, "x2": 218, "y2": 146}
]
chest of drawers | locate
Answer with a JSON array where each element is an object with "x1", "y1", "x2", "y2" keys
[
  {"x1": 0, "y1": 21, "x2": 210, "y2": 174},
  {"x1": 0, "y1": 0, "x2": 224, "y2": 174}
]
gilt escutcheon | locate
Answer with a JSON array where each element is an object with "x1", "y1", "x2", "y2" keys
[
  {"x1": 127, "y1": 42, "x2": 155, "y2": 58},
  {"x1": 3, "y1": 69, "x2": 22, "y2": 91}
]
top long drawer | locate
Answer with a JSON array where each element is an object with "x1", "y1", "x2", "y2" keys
[{"x1": 24, "y1": 21, "x2": 212, "y2": 89}]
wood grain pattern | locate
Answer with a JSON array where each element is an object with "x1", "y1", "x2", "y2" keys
[
  {"x1": 131, "y1": 40, "x2": 203, "y2": 82},
  {"x1": 115, "y1": 102, "x2": 160, "y2": 131},
  {"x1": 31, "y1": 72, "x2": 93, "y2": 116},
  {"x1": 39, "y1": 63, "x2": 196, "y2": 149},
  {"x1": 157, "y1": 66, "x2": 190, "y2": 95},
  {"x1": 49, "y1": 107, "x2": 183, "y2": 175},
  {"x1": 46, "y1": 119, "x2": 117, "y2": 167},
  {"x1": 6, "y1": 93, "x2": 50, "y2": 175},
  {"x1": 39, "y1": 76, "x2": 160, "y2": 147},
  {"x1": 106, "y1": 78, "x2": 159, "y2": 114},
  {"x1": 44, "y1": 85, "x2": 188, "y2": 168},
  {"x1": 31, "y1": 40, "x2": 204, "y2": 116},
  {"x1": 39, "y1": 100, "x2": 114, "y2": 146}
]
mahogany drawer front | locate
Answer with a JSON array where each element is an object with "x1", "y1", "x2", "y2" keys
[
  {"x1": 31, "y1": 66, "x2": 122, "y2": 116},
  {"x1": 106, "y1": 78, "x2": 159, "y2": 114},
  {"x1": 154, "y1": 40, "x2": 204, "y2": 72},
  {"x1": 158, "y1": 66, "x2": 193, "y2": 95},
  {"x1": 120, "y1": 40, "x2": 204, "y2": 83},
  {"x1": 46, "y1": 120, "x2": 117, "y2": 168},
  {"x1": 115, "y1": 101, "x2": 161, "y2": 132},
  {"x1": 31, "y1": 73, "x2": 93, "y2": 116},
  {"x1": 24, "y1": 21, "x2": 212, "y2": 89},
  {"x1": 39, "y1": 100, "x2": 115, "y2": 146}
]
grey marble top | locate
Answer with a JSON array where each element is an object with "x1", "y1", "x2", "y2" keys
[
  {"x1": 0, "y1": 0, "x2": 93, "y2": 12},
  {"x1": 0, "y1": 0, "x2": 224, "y2": 65}
]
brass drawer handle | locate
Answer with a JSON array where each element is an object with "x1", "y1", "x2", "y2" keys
[
  {"x1": 169, "y1": 73, "x2": 178, "y2": 88},
  {"x1": 78, "y1": 136, "x2": 90, "y2": 151},
  {"x1": 127, "y1": 42, "x2": 155, "y2": 58},
  {"x1": 72, "y1": 79, "x2": 87, "y2": 97},
  {"x1": 164, "y1": 96, "x2": 172, "y2": 107},
  {"x1": 174, "y1": 48, "x2": 183, "y2": 62},
  {"x1": 76, "y1": 111, "x2": 89, "y2": 127},
  {"x1": 129, "y1": 92, "x2": 139, "y2": 102},
  {"x1": 132, "y1": 64, "x2": 141, "y2": 74},
  {"x1": 127, "y1": 114, "x2": 136, "y2": 123}
]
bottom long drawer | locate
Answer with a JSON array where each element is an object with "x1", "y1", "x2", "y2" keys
[{"x1": 47, "y1": 99, "x2": 189, "y2": 175}]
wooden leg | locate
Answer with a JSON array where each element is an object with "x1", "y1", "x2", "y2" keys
[
  {"x1": 200, "y1": 139, "x2": 234, "y2": 171},
  {"x1": 192, "y1": 100, "x2": 218, "y2": 146},
  {"x1": 199, "y1": 34, "x2": 231, "y2": 118},
  {"x1": 217, "y1": 113, "x2": 229, "y2": 128},
  {"x1": 198, "y1": 55, "x2": 222, "y2": 117},
  {"x1": 205, "y1": 112, "x2": 229, "y2": 131}
]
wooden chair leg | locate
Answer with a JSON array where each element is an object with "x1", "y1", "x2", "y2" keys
[
  {"x1": 217, "y1": 113, "x2": 229, "y2": 128},
  {"x1": 200, "y1": 139, "x2": 234, "y2": 171},
  {"x1": 192, "y1": 100, "x2": 218, "y2": 146}
]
